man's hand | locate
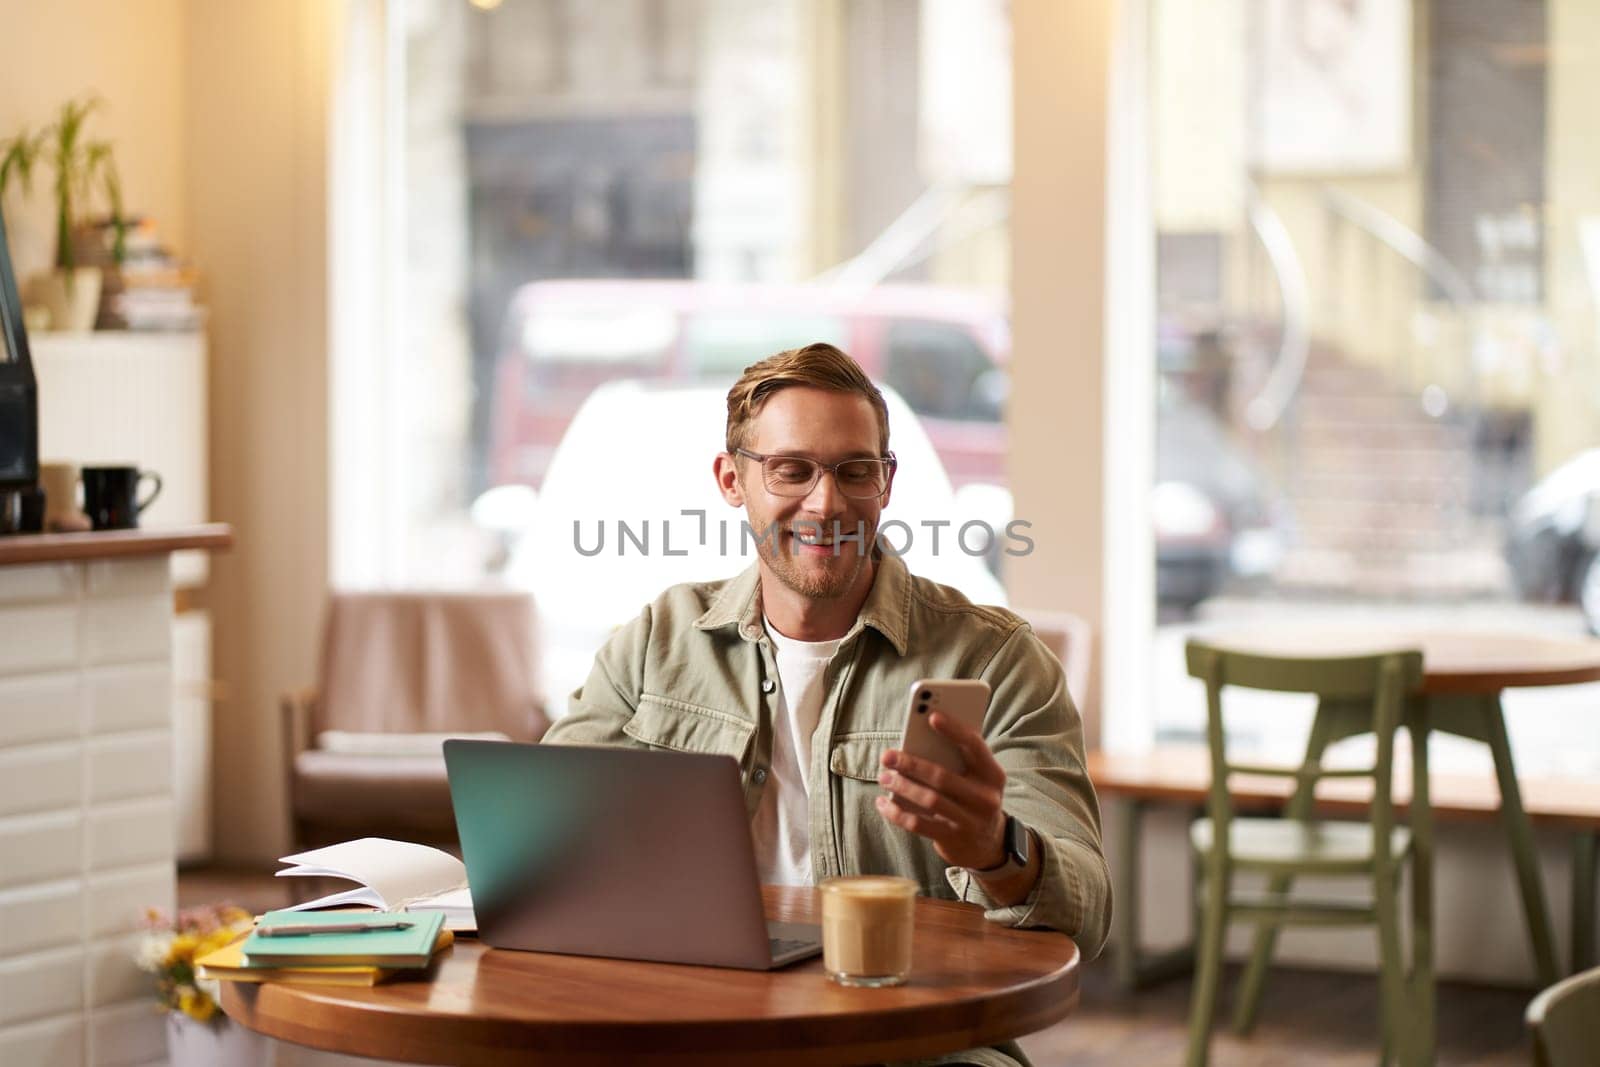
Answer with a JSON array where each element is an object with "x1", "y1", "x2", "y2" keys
[{"x1": 874, "y1": 711, "x2": 1009, "y2": 871}]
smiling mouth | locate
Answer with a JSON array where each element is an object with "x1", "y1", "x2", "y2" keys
[{"x1": 785, "y1": 524, "x2": 856, "y2": 556}]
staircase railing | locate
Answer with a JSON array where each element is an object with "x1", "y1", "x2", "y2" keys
[
  {"x1": 1319, "y1": 186, "x2": 1481, "y2": 417},
  {"x1": 1243, "y1": 188, "x2": 1311, "y2": 433},
  {"x1": 1319, "y1": 186, "x2": 1491, "y2": 554}
]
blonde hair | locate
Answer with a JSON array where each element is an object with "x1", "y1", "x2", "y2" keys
[{"x1": 724, "y1": 343, "x2": 890, "y2": 454}]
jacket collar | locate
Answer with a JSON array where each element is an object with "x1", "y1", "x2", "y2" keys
[{"x1": 693, "y1": 552, "x2": 911, "y2": 656}]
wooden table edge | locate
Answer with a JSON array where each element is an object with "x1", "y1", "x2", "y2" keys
[
  {"x1": 1421, "y1": 663, "x2": 1600, "y2": 693},
  {"x1": 221, "y1": 932, "x2": 1081, "y2": 1066}
]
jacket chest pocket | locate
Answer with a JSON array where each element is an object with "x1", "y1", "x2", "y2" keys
[
  {"x1": 828, "y1": 732, "x2": 899, "y2": 782},
  {"x1": 623, "y1": 694, "x2": 754, "y2": 762}
]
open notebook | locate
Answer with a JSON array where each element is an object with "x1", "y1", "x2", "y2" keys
[{"x1": 278, "y1": 837, "x2": 476, "y2": 931}]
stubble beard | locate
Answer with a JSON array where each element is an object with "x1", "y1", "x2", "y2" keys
[{"x1": 761, "y1": 519, "x2": 875, "y2": 601}]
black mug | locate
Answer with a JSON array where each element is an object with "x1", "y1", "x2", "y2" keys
[
  {"x1": 82, "y1": 466, "x2": 163, "y2": 530},
  {"x1": 0, "y1": 486, "x2": 45, "y2": 535}
]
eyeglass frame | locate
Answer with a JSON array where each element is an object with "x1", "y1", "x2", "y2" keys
[{"x1": 730, "y1": 447, "x2": 897, "y2": 499}]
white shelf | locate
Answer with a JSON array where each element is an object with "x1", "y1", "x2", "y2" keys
[{"x1": 29, "y1": 331, "x2": 210, "y2": 588}]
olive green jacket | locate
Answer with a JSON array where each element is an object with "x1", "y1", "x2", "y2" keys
[{"x1": 544, "y1": 553, "x2": 1112, "y2": 966}]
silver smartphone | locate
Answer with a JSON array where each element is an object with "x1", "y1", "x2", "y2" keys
[{"x1": 897, "y1": 678, "x2": 991, "y2": 775}]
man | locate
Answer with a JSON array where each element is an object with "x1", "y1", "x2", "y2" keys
[{"x1": 544, "y1": 344, "x2": 1110, "y2": 1066}]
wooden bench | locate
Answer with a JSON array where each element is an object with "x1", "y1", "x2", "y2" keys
[{"x1": 1089, "y1": 746, "x2": 1600, "y2": 988}]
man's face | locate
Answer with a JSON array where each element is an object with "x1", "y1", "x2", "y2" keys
[{"x1": 716, "y1": 386, "x2": 893, "y2": 602}]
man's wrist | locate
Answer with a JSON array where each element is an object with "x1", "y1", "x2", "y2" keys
[
  {"x1": 968, "y1": 825, "x2": 1043, "y2": 909},
  {"x1": 969, "y1": 814, "x2": 1027, "y2": 877}
]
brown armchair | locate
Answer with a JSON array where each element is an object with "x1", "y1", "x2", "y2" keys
[{"x1": 282, "y1": 591, "x2": 549, "y2": 851}]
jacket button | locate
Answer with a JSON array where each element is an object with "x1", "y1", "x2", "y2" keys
[
  {"x1": 753, "y1": 767, "x2": 769, "y2": 785},
  {"x1": 761, "y1": 679, "x2": 776, "y2": 694}
]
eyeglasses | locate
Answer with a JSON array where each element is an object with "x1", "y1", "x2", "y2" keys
[{"x1": 733, "y1": 448, "x2": 896, "y2": 499}]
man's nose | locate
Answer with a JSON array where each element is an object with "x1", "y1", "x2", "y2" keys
[{"x1": 802, "y1": 467, "x2": 847, "y2": 515}]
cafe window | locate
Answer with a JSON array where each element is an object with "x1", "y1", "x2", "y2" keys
[
  {"x1": 1144, "y1": 0, "x2": 1600, "y2": 774},
  {"x1": 685, "y1": 314, "x2": 850, "y2": 379},
  {"x1": 883, "y1": 320, "x2": 1002, "y2": 423},
  {"x1": 332, "y1": 0, "x2": 1015, "y2": 707}
]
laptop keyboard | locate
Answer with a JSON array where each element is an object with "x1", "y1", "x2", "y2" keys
[{"x1": 769, "y1": 936, "x2": 816, "y2": 958}]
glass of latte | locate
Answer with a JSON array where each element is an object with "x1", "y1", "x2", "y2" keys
[{"x1": 818, "y1": 876, "x2": 919, "y2": 987}]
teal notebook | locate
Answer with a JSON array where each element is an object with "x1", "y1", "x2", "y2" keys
[{"x1": 242, "y1": 909, "x2": 446, "y2": 969}]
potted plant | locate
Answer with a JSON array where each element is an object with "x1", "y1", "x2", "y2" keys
[
  {"x1": 137, "y1": 903, "x2": 268, "y2": 1067},
  {"x1": 0, "y1": 96, "x2": 126, "y2": 332}
]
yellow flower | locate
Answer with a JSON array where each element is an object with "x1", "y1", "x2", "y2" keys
[
  {"x1": 195, "y1": 930, "x2": 234, "y2": 958},
  {"x1": 168, "y1": 932, "x2": 199, "y2": 965},
  {"x1": 178, "y1": 987, "x2": 216, "y2": 1023}
]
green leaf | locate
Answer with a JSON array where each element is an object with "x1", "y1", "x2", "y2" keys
[
  {"x1": 3, "y1": 97, "x2": 119, "y2": 269},
  {"x1": 0, "y1": 130, "x2": 41, "y2": 205}
]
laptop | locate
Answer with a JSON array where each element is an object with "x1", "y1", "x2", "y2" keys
[{"x1": 443, "y1": 740, "x2": 823, "y2": 970}]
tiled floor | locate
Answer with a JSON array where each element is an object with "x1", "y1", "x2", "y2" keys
[
  {"x1": 1020, "y1": 961, "x2": 1529, "y2": 1067},
  {"x1": 181, "y1": 866, "x2": 1533, "y2": 1066}
]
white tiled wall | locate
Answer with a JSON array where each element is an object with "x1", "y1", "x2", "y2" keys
[
  {"x1": 0, "y1": 673, "x2": 81, "y2": 748},
  {"x1": 1, "y1": 1015, "x2": 85, "y2": 1067},
  {"x1": 0, "y1": 604, "x2": 80, "y2": 676},
  {"x1": 0, "y1": 560, "x2": 177, "y2": 1067},
  {"x1": 0, "y1": 743, "x2": 81, "y2": 817},
  {"x1": 0, "y1": 948, "x2": 83, "y2": 1028},
  {"x1": 90, "y1": 1001, "x2": 169, "y2": 1066}
]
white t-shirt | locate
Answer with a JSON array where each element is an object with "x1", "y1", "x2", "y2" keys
[{"x1": 750, "y1": 616, "x2": 842, "y2": 886}]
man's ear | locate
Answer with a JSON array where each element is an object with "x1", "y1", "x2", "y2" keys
[{"x1": 713, "y1": 453, "x2": 744, "y2": 506}]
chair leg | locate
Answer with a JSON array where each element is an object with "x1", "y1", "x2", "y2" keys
[
  {"x1": 1373, "y1": 860, "x2": 1412, "y2": 1067},
  {"x1": 1481, "y1": 694, "x2": 1560, "y2": 987},
  {"x1": 1575, "y1": 829, "x2": 1597, "y2": 973},
  {"x1": 1113, "y1": 798, "x2": 1144, "y2": 991},
  {"x1": 1375, "y1": 867, "x2": 1404, "y2": 1067},
  {"x1": 1233, "y1": 708, "x2": 1338, "y2": 1034},
  {"x1": 1185, "y1": 850, "x2": 1230, "y2": 1067},
  {"x1": 1408, "y1": 713, "x2": 1436, "y2": 1066}
]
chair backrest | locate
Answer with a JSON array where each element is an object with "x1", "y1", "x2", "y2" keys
[
  {"x1": 1526, "y1": 964, "x2": 1600, "y2": 1067},
  {"x1": 1184, "y1": 640, "x2": 1424, "y2": 856},
  {"x1": 1184, "y1": 642, "x2": 1424, "y2": 699},
  {"x1": 315, "y1": 590, "x2": 548, "y2": 741}
]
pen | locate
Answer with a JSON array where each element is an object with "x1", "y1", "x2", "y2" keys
[{"x1": 257, "y1": 920, "x2": 416, "y2": 937}]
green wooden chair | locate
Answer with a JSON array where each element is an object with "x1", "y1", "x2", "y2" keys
[
  {"x1": 1183, "y1": 641, "x2": 1430, "y2": 1067},
  {"x1": 1526, "y1": 964, "x2": 1600, "y2": 1067}
]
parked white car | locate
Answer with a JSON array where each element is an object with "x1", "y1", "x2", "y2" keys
[{"x1": 495, "y1": 380, "x2": 1009, "y2": 716}]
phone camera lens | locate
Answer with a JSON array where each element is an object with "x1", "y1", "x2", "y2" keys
[{"x1": 919, "y1": 690, "x2": 931, "y2": 701}]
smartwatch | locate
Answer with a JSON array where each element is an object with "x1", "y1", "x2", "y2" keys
[{"x1": 971, "y1": 814, "x2": 1030, "y2": 879}]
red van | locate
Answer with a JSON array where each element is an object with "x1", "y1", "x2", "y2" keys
[{"x1": 487, "y1": 280, "x2": 1011, "y2": 490}]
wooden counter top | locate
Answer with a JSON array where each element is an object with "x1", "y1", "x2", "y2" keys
[{"x1": 0, "y1": 523, "x2": 233, "y2": 566}]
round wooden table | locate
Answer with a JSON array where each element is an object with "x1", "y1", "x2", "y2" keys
[{"x1": 220, "y1": 886, "x2": 1081, "y2": 1066}]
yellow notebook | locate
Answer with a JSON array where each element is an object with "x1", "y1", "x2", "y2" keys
[{"x1": 197, "y1": 928, "x2": 452, "y2": 987}]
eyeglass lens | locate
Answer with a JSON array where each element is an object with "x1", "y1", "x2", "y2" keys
[{"x1": 761, "y1": 456, "x2": 889, "y2": 498}]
